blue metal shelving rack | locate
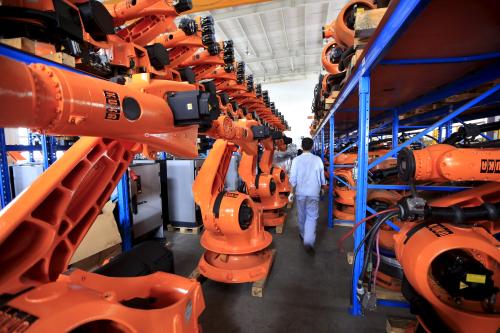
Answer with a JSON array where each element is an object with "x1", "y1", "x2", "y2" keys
[
  {"x1": 312, "y1": 0, "x2": 500, "y2": 316},
  {"x1": 0, "y1": 129, "x2": 67, "y2": 208}
]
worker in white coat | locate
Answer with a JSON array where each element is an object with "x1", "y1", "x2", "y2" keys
[{"x1": 289, "y1": 137, "x2": 327, "y2": 254}]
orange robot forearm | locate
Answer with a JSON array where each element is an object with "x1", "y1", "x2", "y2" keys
[
  {"x1": 0, "y1": 56, "x2": 201, "y2": 157},
  {"x1": 398, "y1": 145, "x2": 500, "y2": 183}
]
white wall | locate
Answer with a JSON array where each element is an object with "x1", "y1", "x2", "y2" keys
[{"x1": 262, "y1": 74, "x2": 317, "y2": 146}]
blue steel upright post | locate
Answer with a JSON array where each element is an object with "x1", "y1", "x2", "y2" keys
[
  {"x1": 392, "y1": 109, "x2": 399, "y2": 156},
  {"x1": 328, "y1": 116, "x2": 334, "y2": 229},
  {"x1": 117, "y1": 171, "x2": 133, "y2": 251},
  {"x1": 320, "y1": 128, "x2": 325, "y2": 162},
  {"x1": 0, "y1": 128, "x2": 12, "y2": 208},
  {"x1": 351, "y1": 73, "x2": 371, "y2": 316},
  {"x1": 28, "y1": 132, "x2": 35, "y2": 162},
  {"x1": 41, "y1": 135, "x2": 56, "y2": 170}
]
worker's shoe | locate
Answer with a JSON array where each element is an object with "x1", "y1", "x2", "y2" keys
[{"x1": 304, "y1": 244, "x2": 315, "y2": 255}]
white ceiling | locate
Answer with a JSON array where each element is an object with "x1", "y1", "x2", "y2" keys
[{"x1": 188, "y1": 0, "x2": 350, "y2": 84}]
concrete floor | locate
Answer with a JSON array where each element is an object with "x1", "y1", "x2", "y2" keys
[{"x1": 168, "y1": 200, "x2": 410, "y2": 333}]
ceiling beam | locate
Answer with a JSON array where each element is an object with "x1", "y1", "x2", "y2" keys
[
  {"x1": 211, "y1": 0, "x2": 337, "y2": 22},
  {"x1": 244, "y1": 48, "x2": 322, "y2": 65},
  {"x1": 280, "y1": 8, "x2": 290, "y2": 51},
  {"x1": 235, "y1": 17, "x2": 259, "y2": 58},
  {"x1": 303, "y1": 4, "x2": 307, "y2": 68},
  {"x1": 213, "y1": 20, "x2": 244, "y2": 62},
  {"x1": 257, "y1": 14, "x2": 273, "y2": 56}
]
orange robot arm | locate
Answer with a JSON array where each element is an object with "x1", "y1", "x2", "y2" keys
[
  {"x1": 398, "y1": 145, "x2": 500, "y2": 183},
  {"x1": 192, "y1": 139, "x2": 272, "y2": 282},
  {"x1": 0, "y1": 56, "x2": 204, "y2": 158}
]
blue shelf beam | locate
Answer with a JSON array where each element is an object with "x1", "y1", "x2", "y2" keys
[
  {"x1": 369, "y1": 85, "x2": 500, "y2": 170},
  {"x1": 117, "y1": 171, "x2": 133, "y2": 252},
  {"x1": 368, "y1": 184, "x2": 471, "y2": 192},
  {"x1": 380, "y1": 52, "x2": 500, "y2": 65}
]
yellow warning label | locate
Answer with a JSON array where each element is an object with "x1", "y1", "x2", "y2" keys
[
  {"x1": 459, "y1": 282, "x2": 468, "y2": 290},
  {"x1": 466, "y1": 274, "x2": 486, "y2": 284}
]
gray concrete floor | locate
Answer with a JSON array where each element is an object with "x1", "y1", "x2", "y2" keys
[{"x1": 168, "y1": 200, "x2": 410, "y2": 333}]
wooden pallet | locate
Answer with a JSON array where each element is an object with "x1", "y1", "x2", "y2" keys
[
  {"x1": 1, "y1": 37, "x2": 75, "y2": 67},
  {"x1": 266, "y1": 219, "x2": 286, "y2": 234},
  {"x1": 189, "y1": 249, "x2": 277, "y2": 298},
  {"x1": 386, "y1": 317, "x2": 417, "y2": 333},
  {"x1": 251, "y1": 249, "x2": 277, "y2": 297},
  {"x1": 167, "y1": 224, "x2": 203, "y2": 235},
  {"x1": 354, "y1": 8, "x2": 387, "y2": 50},
  {"x1": 374, "y1": 285, "x2": 406, "y2": 302}
]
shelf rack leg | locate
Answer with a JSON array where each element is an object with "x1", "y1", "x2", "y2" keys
[
  {"x1": 117, "y1": 170, "x2": 133, "y2": 252},
  {"x1": 320, "y1": 128, "x2": 325, "y2": 162},
  {"x1": 0, "y1": 128, "x2": 12, "y2": 209},
  {"x1": 28, "y1": 132, "x2": 35, "y2": 163},
  {"x1": 445, "y1": 121, "x2": 453, "y2": 139},
  {"x1": 41, "y1": 135, "x2": 56, "y2": 170},
  {"x1": 392, "y1": 109, "x2": 399, "y2": 156},
  {"x1": 328, "y1": 116, "x2": 334, "y2": 229},
  {"x1": 351, "y1": 74, "x2": 371, "y2": 316}
]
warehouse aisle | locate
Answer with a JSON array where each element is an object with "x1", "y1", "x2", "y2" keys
[{"x1": 170, "y1": 200, "x2": 409, "y2": 333}]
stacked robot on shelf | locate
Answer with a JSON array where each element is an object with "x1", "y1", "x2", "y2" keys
[
  {"x1": 334, "y1": 125, "x2": 500, "y2": 332},
  {"x1": 310, "y1": 0, "x2": 390, "y2": 134},
  {"x1": 0, "y1": 0, "x2": 291, "y2": 331}
]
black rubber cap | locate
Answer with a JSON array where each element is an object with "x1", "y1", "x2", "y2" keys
[
  {"x1": 269, "y1": 178, "x2": 276, "y2": 194},
  {"x1": 123, "y1": 97, "x2": 141, "y2": 120},
  {"x1": 397, "y1": 148, "x2": 416, "y2": 182},
  {"x1": 174, "y1": 0, "x2": 193, "y2": 13},
  {"x1": 238, "y1": 203, "x2": 253, "y2": 230}
]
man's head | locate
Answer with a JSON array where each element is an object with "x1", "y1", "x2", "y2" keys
[{"x1": 301, "y1": 137, "x2": 314, "y2": 152}]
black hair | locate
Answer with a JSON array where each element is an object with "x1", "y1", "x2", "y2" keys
[{"x1": 301, "y1": 137, "x2": 314, "y2": 151}]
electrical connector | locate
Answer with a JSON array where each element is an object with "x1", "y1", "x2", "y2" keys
[
  {"x1": 361, "y1": 291, "x2": 377, "y2": 311},
  {"x1": 398, "y1": 196, "x2": 427, "y2": 220}
]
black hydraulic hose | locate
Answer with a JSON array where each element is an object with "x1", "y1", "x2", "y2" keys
[
  {"x1": 479, "y1": 120, "x2": 500, "y2": 133},
  {"x1": 362, "y1": 211, "x2": 399, "y2": 292},
  {"x1": 369, "y1": 166, "x2": 398, "y2": 183},
  {"x1": 458, "y1": 139, "x2": 500, "y2": 148},
  {"x1": 426, "y1": 203, "x2": 500, "y2": 224},
  {"x1": 350, "y1": 211, "x2": 398, "y2": 302},
  {"x1": 444, "y1": 120, "x2": 500, "y2": 146}
]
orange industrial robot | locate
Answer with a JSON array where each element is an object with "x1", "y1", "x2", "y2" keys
[
  {"x1": 186, "y1": 54, "x2": 291, "y2": 228},
  {"x1": 0, "y1": 54, "x2": 207, "y2": 332},
  {"x1": 370, "y1": 141, "x2": 500, "y2": 333},
  {"x1": 0, "y1": 0, "x2": 216, "y2": 331}
]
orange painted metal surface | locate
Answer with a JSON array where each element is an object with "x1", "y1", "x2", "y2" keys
[
  {"x1": 321, "y1": 40, "x2": 341, "y2": 74},
  {"x1": 186, "y1": 0, "x2": 270, "y2": 13},
  {"x1": 394, "y1": 184, "x2": 500, "y2": 333},
  {"x1": 333, "y1": 203, "x2": 355, "y2": 221},
  {"x1": 3, "y1": 269, "x2": 204, "y2": 332},
  {"x1": 0, "y1": 56, "x2": 199, "y2": 158},
  {"x1": 334, "y1": 168, "x2": 356, "y2": 206},
  {"x1": 192, "y1": 139, "x2": 272, "y2": 283},
  {"x1": 367, "y1": 190, "x2": 402, "y2": 251},
  {"x1": 395, "y1": 223, "x2": 500, "y2": 333},
  {"x1": 411, "y1": 144, "x2": 500, "y2": 182},
  {"x1": 332, "y1": 0, "x2": 376, "y2": 48},
  {"x1": 0, "y1": 137, "x2": 135, "y2": 295}
]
